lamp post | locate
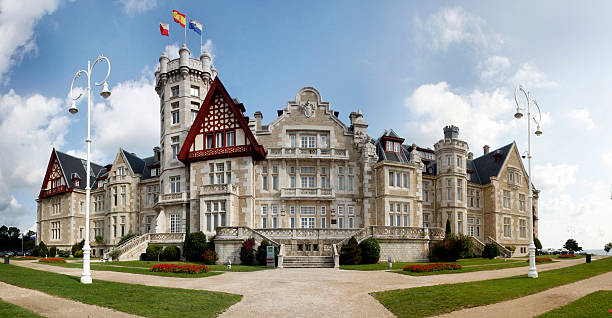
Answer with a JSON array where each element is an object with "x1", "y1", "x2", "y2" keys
[
  {"x1": 514, "y1": 84, "x2": 542, "y2": 279},
  {"x1": 69, "y1": 55, "x2": 111, "y2": 284}
]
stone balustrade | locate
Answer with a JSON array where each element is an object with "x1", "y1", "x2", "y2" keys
[
  {"x1": 160, "y1": 192, "x2": 187, "y2": 202},
  {"x1": 200, "y1": 184, "x2": 238, "y2": 196},
  {"x1": 280, "y1": 187, "x2": 335, "y2": 199},
  {"x1": 266, "y1": 147, "x2": 349, "y2": 160}
]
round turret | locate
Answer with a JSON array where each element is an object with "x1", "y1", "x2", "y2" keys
[{"x1": 179, "y1": 43, "x2": 190, "y2": 78}]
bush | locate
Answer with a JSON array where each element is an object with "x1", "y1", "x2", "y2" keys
[
  {"x1": 202, "y1": 250, "x2": 218, "y2": 265},
  {"x1": 109, "y1": 249, "x2": 121, "y2": 261},
  {"x1": 57, "y1": 249, "x2": 70, "y2": 258},
  {"x1": 240, "y1": 238, "x2": 256, "y2": 265},
  {"x1": 71, "y1": 239, "x2": 85, "y2": 257},
  {"x1": 146, "y1": 244, "x2": 163, "y2": 261},
  {"x1": 429, "y1": 234, "x2": 473, "y2": 262},
  {"x1": 95, "y1": 235, "x2": 105, "y2": 244},
  {"x1": 359, "y1": 238, "x2": 380, "y2": 264},
  {"x1": 32, "y1": 242, "x2": 48, "y2": 257},
  {"x1": 74, "y1": 250, "x2": 83, "y2": 258},
  {"x1": 183, "y1": 231, "x2": 208, "y2": 262},
  {"x1": 117, "y1": 233, "x2": 136, "y2": 246},
  {"x1": 48, "y1": 246, "x2": 57, "y2": 257},
  {"x1": 505, "y1": 245, "x2": 516, "y2": 253},
  {"x1": 445, "y1": 219, "x2": 452, "y2": 236},
  {"x1": 162, "y1": 246, "x2": 180, "y2": 261},
  {"x1": 256, "y1": 240, "x2": 279, "y2": 266},
  {"x1": 482, "y1": 243, "x2": 499, "y2": 259},
  {"x1": 340, "y1": 237, "x2": 362, "y2": 265},
  {"x1": 534, "y1": 237, "x2": 542, "y2": 250}
]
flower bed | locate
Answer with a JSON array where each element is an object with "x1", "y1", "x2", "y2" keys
[
  {"x1": 530, "y1": 257, "x2": 553, "y2": 263},
  {"x1": 13, "y1": 256, "x2": 37, "y2": 260},
  {"x1": 558, "y1": 254, "x2": 576, "y2": 258},
  {"x1": 150, "y1": 263, "x2": 211, "y2": 274},
  {"x1": 39, "y1": 258, "x2": 66, "y2": 263},
  {"x1": 403, "y1": 263, "x2": 462, "y2": 273}
]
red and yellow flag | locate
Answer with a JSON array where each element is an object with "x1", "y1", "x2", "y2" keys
[{"x1": 173, "y1": 10, "x2": 186, "y2": 28}]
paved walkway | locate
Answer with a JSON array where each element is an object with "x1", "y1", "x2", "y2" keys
[
  {"x1": 435, "y1": 269, "x2": 612, "y2": 318},
  {"x1": 0, "y1": 281, "x2": 140, "y2": 318},
  {"x1": 10, "y1": 258, "x2": 599, "y2": 318}
]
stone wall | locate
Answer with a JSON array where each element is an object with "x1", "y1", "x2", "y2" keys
[{"x1": 378, "y1": 239, "x2": 431, "y2": 262}]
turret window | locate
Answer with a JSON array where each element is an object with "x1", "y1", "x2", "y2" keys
[
  {"x1": 171, "y1": 110, "x2": 179, "y2": 124},
  {"x1": 190, "y1": 85, "x2": 199, "y2": 97},
  {"x1": 171, "y1": 86, "x2": 179, "y2": 97},
  {"x1": 171, "y1": 136, "x2": 180, "y2": 159}
]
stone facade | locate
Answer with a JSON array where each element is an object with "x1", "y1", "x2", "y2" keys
[{"x1": 36, "y1": 47, "x2": 539, "y2": 261}]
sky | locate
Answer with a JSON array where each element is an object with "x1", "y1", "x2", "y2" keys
[{"x1": 1, "y1": 0, "x2": 611, "y2": 249}]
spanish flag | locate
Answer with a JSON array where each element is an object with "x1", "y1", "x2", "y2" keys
[{"x1": 173, "y1": 10, "x2": 186, "y2": 28}]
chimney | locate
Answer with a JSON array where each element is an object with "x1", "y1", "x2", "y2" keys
[
  {"x1": 443, "y1": 125, "x2": 460, "y2": 139},
  {"x1": 254, "y1": 111, "x2": 263, "y2": 131},
  {"x1": 153, "y1": 147, "x2": 161, "y2": 162},
  {"x1": 468, "y1": 152, "x2": 473, "y2": 160},
  {"x1": 483, "y1": 145, "x2": 490, "y2": 155}
]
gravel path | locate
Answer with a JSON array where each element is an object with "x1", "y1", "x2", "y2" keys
[
  {"x1": 10, "y1": 258, "x2": 600, "y2": 318},
  {"x1": 434, "y1": 269, "x2": 612, "y2": 318},
  {"x1": 0, "y1": 281, "x2": 141, "y2": 318}
]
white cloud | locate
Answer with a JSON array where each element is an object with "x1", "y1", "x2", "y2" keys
[
  {"x1": 479, "y1": 55, "x2": 511, "y2": 80},
  {"x1": 164, "y1": 43, "x2": 180, "y2": 60},
  {"x1": 565, "y1": 108, "x2": 596, "y2": 131},
  {"x1": 415, "y1": 6, "x2": 501, "y2": 51},
  {"x1": 404, "y1": 82, "x2": 517, "y2": 149},
  {"x1": 202, "y1": 39, "x2": 215, "y2": 64},
  {"x1": 88, "y1": 74, "x2": 160, "y2": 162},
  {"x1": 533, "y1": 163, "x2": 579, "y2": 193},
  {"x1": 512, "y1": 63, "x2": 557, "y2": 88},
  {"x1": 601, "y1": 148, "x2": 612, "y2": 168},
  {"x1": 0, "y1": 0, "x2": 60, "y2": 83},
  {"x1": 116, "y1": 0, "x2": 157, "y2": 16}
]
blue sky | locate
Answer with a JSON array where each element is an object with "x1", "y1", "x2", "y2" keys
[{"x1": 1, "y1": 0, "x2": 611, "y2": 249}]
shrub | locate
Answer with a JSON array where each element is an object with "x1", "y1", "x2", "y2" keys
[
  {"x1": 445, "y1": 219, "x2": 452, "y2": 236},
  {"x1": 403, "y1": 263, "x2": 462, "y2": 272},
  {"x1": 482, "y1": 243, "x2": 499, "y2": 259},
  {"x1": 95, "y1": 235, "x2": 105, "y2": 244},
  {"x1": 240, "y1": 238, "x2": 256, "y2": 265},
  {"x1": 256, "y1": 240, "x2": 279, "y2": 266},
  {"x1": 48, "y1": 246, "x2": 57, "y2": 257},
  {"x1": 558, "y1": 254, "x2": 576, "y2": 258},
  {"x1": 71, "y1": 239, "x2": 85, "y2": 257},
  {"x1": 429, "y1": 234, "x2": 473, "y2": 262},
  {"x1": 14, "y1": 256, "x2": 37, "y2": 260},
  {"x1": 39, "y1": 258, "x2": 66, "y2": 263},
  {"x1": 57, "y1": 249, "x2": 70, "y2": 258},
  {"x1": 140, "y1": 253, "x2": 147, "y2": 261},
  {"x1": 150, "y1": 263, "x2": 210, "y2": 274},
  {"x1": 505, "y1": 245, "x2": 516, "y2": 252},
  {"x1": 109, "y1": 249, "x2": 121, "y2": 261},
  {"x1": 117, "y1": 233, "x2": 136, "y2": 246},
  {"x1": 340, "y1": 237, "x2": 362, "y2": 265},
  {"x1": 532, "y1": 257, "x2": 552, "y2": 263},
  {"x1": 183, "y1": 231, "x2": 208, "y2": 262},
  {"x1": 162, "y1": 246, "x2": 180, "y2": 261},
  {"x1": 146, "y1": 244, "x2": 163, "y2": 261},
  {"x1": 32, "y1": 242, "x2": 48, "y2": 257},
  {"x1": 534, "y1": 237, "x2": 542, "y2": 250},
  {"x1": 202, "y1": 250, "x2": 218, "y2": 265},
  {"x1": 359, "y1": 238, "x2": 380, "y2": 264},
  {"x1": 74, "y1": 250, "x2": 83, "y2": 258}
]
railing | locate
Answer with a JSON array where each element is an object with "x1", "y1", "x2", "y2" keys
[
  {"x1": 150, "y1": 232, "x2": 185, "y2": 243},
  {"x1": 486, "y1": 236, "x2": 513, "y2": 258},
  {"x1": 255, "y1": 228, "x2": 362, "y2": 240},
  {"x1": 104, "y1": 233, "x2": 148, "y2": 260},
  {"x1": 215, "y1": 226, "x2": 280, "y2": 246},
  {"x1": 266, "y1": 147, "x2": 349, "y2": 160},
  {"x1": 39, "y1": 185, "x2": 70, "y2": 199},
  {"x1": 189, "y1": 145, "x2": 253, "y2": 159},
  {"x1": 104, "y1": 232, "x2": 186, "y2": 260},
  {"x1": 428, "y1": 227, "x2": 446, "y2": 240},
  {"x1": 160, "y1": 192, "x2": 187, "y2": 202},
  {"x1": 200, "y1": 184, "x2": 238, "y2": 196},
  {"x1": 470, "y1": 236, "x2": 485, "y2": 255},
  {"x1": 280, "y1": 188, "x2": 335, "y2": 199}
]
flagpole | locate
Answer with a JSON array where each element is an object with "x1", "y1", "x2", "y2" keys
[
  {"x1": 184, "y1": 14, "x2": 187, "y2": 46},
  {"x1": 200, "y1": 30, "x2": 203, "y2": 56}
]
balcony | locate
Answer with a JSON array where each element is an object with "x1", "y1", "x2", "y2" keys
[
  {"x1": 39, "y1": 185, "x2": 71, "y2": 199},
  {"x1": 200, "y1": 184, "x2": 239, "y2": 196},
  {"x1": 280, "y1": 187, "x2": 335, "y2": 200},
  {"x1": 158, "y1": 192, "x2": 187, "y2": 204},
  {"x1": 267, "y1": 147, "x2": 349, "y2": 160}
]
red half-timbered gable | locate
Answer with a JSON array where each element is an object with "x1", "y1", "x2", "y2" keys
[
  {"x1": 178, "y1": 77, "x2": 265, "y2": 162},
  {"x1": 39, "y1": 149, "x2": 72, "y2": 199}
]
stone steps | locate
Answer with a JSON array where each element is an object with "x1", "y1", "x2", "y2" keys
[{"x1": 283, "y1": 256, "x2": 334, "y2": 268}]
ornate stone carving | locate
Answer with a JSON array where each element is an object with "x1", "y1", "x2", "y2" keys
[{"x1": 301, "y1": 101, "x2": 316, "y2": 118}]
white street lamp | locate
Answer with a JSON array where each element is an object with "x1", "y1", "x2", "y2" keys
[
  {"x1": 514, "y1": 84, "x2": 542, "y2": 279},
  {"x1": 69, "y1": 55, "x2": 111, "y2": 284}
]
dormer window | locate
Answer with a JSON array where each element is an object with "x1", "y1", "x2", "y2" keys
[{"x1": 385, "y1": 141, "x2": 401, "y2": 153}]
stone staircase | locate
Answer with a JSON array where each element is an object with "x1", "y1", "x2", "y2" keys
[
  {"x1": 103, "y1": 232, "x2": 185, "y2": 261},
  {"x1": 282, "y1": 255, "x2": 335, "y2": 268}
]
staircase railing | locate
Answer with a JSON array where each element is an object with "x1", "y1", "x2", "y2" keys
[
  {"x1": 104, "y1": 233, "x2": 148, "y2": 260},
  {"x1": 469, "y1": 236, "x2": 486, "y2": 255},
  {"x1": 486, "y1": 236, "x2": 513, "y2": 258}
]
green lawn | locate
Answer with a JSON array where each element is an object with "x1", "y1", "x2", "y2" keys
[
  {"x1": 39, "y1": 261, "x2": 224, "y2": 278},
  {"x1": 340, "y1": 257, "x2": 524, "y2": 271},
  {"x1": 372, "y1": 256, "x2": 612, "y2": 318},
  {"x1": 393, "y1": 261, "x2": 536, "y2": 276},
  {"x1": 0, "y1": 264, "x2": 241, "y2": 318},
  {"x1": 537, "y1": 290, "x2": 612, "y2": 317},
  {"x1": 0, "y1": 299, "x2": 42, "y2": 318}
]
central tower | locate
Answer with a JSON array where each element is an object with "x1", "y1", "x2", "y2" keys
[{"x1": 154, "y1": 44, "x2": 217, "y2": 233}]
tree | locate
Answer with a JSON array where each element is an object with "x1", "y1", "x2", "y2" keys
[
  {"x1": 340, "y1": 237, "x2": 361, "y2": 265},
  {"x1": 482, "y1": 243, "x2": 499, "y2": 259},
  {"x1": 563, "y1": 239, "x2": 582, "y2": 253},
  {"x1": 534, "y1": 237, "x2": 542, "y2": 250},
  {"x1": 183, "y1": 231, "x2": 207, "y2": 262},
  {"x1": 604, "y1": 242, "x2": 612, "y2": 254},
  {"x1": 72, "y1": 239, "x2": 85, "y2": 256},
  {"x1": 445, "y1": 219, "x2": 452, "y2": 236},
  {"x1": 240, "y1": 238, "x2": 256, "y2": 265}
]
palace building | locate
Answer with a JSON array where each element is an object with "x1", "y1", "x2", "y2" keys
[{"x1": 36, "y1": 44, "x2": 539, "y2": 265}]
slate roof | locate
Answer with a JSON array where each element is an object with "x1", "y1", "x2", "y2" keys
[
  {"x1": 121, "y1": 149, "x2": 159, "y2": 180},
  {"x1": 469, "y1": 142, "x2": 513, "y2": 185},
  {"x1": 55, "y1": 150, "x2": 104, "y2": 190},
  {"x1": 373, "y1": 135, "x2": 410, "y2": 163}
]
